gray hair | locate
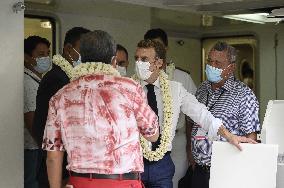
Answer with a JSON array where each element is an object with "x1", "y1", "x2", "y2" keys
[
  {"x1": 80, "y1": 30, "x2": 116, "y2": 64},
  {"x1": 211, "y1": 41, "x2": 237, "y2": 63}
]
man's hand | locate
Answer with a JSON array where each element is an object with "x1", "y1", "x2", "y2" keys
[
  {"x1": 218, "y1": 125, "x2": 257, "y2": 151},
  {"x1": 227, "y1": 134, "x2": 257, "y2": 151}
]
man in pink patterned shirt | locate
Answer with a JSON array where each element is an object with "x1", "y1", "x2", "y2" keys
[{"x1": 42, "y1": 30, "x2": 159, "y2": 188}]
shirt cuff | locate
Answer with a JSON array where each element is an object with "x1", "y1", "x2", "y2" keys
[{"x1": 207, "y1": 118, "x2": 222, "y2": 141}]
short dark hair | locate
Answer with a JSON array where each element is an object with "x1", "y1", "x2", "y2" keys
[
  {"x1": 63, "y1": 27, "x2": 90, "y2": 46},
  {"x1": 80, "y1": 30, "x2": 116, "y2": 64},
  {"x1": 144, "y1": 28, "x2": 168, "y2": 47},
  {"x1": 24, "y1": 35, "x2": 50, "y2": 56},
  {"x1": 116, "y1": 44, "x2": 128, "y2": 59},
  {"x1": 211, "y1": 41, "x2": 237, "y2": 64},
  {"x1": 137, "y1": 39, "x2": 166, "y2": 60}
]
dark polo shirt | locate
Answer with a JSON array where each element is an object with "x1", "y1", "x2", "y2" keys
[
  {"x1": 33, "y1": 64, "x2": 69, "y2": 146},
  {"x1": 33, "y1": 63, "x2": 70, "y2": 186}
]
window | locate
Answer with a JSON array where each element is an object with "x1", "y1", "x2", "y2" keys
[{"x1": 24, "y1": 15, "x2": 56, "y2": 56}]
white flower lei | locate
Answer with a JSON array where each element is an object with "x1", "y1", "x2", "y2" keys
[
  {"x1": 132, "y1": 71, "x2": 173, "y2": 161},
  {"x1": 165, "y1": 62, "x2": 175, "y2": 80},
  {"x1": 71, "y1": 62, "x2": 120, "y2": 81},
  {"x1": 52, "y1": 54, "x2": 73, "y2": 79}
]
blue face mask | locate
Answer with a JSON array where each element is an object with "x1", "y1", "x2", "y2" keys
[
  {"x1": 205, "y1": 64, "x2": 223, "y2": 83},
  {"x1": 73, "y1": 55, "x2": 81, "y2": 67},
  {"x1": 34, "y1": 56, "x2": 51, "y2": 73}
]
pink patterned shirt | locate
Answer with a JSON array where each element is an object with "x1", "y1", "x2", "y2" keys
[{"x1": 42, "y1": 74, "x2": 158, "y2": 174}]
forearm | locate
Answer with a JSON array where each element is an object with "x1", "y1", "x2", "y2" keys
[
  {"x1": 181, "y1": 91, "x2": 222, "y2": 140},
  {"x1": 246, "y1": 132, "x2": 257, "y2": 141},
  {"x1": 46, "y1": 151, "x2": 63, "y2": 188}
]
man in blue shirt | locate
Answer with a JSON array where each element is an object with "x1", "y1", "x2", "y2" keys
[{"x1": 187, "y1": 41, "x2": 260, "y2": 188}]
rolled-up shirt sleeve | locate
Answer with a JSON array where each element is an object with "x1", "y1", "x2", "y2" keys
[
  {"x1": 42, "y1": 96, "x2": 65, "y2": 151},
  {"x1": 179, "y1": 85, "x2": 222, "y2": 140},
  {"x1": 239, "y1": 91, "x2": 261, "y2": 135},
  {"x1": 133, "y1": 83, "x2": 159, "y2": 138}
]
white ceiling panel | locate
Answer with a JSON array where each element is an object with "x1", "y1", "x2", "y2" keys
[{"x1": 25, "y1": 0, "x2": 54, "y2": 4}]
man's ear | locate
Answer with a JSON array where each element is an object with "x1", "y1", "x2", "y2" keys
[
  {"x1": 228, "y1": 63, "x2": 236, "y2": 73},
  {"x1": 24, "y1": 53, "x2": 30, "y2": 63},
  {"x1": 24, "y1": 54, "x2": 35, "y2": 66},
  {"x1": 165, "y1": 46, "x2": 169, "y2": 52},
  {"x1": 223, "y1": 63, "x2": 236, "y2": 78},
  {"x1": 156, "y1": 58, "x2": 164, "y2": 69},
  {"x1": 111, "y1": 56, "x2": 117, "y2": 68},
  {"x1": 64, "y1": 43, "x2": 73, "y2": 54}
]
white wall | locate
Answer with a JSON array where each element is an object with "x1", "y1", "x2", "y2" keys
[
  {"x1": 0, "y1": 0, "x2": 24, "y2": 187},
  {"x1": 168, "y1": 37, "x2": 201, "y2": 85},
  {"x1": 57, "y1": 11, "x2": 151, "y2": 76}
]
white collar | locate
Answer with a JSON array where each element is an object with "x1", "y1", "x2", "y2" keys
[{"x1": 141, "y1": 77, "x2": 161, "y2": 89}]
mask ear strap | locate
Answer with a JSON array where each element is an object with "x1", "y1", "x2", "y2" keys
[{"x1": 72, "y1": 47, "x2": 80, "y2": 55}]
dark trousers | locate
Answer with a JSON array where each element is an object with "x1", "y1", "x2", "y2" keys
[
  {"x1": 190, "y1": 165, "x2": 210, "y2": 188},
  {"x1": 24, "y1": 149, "x2": 40, "y2": 188},
  {"x1": 37, "y1": 150, "x2": 49, "y2": 188},
  {"x1": 142, "y1": 153, "x2": 175, "y2": 188}
]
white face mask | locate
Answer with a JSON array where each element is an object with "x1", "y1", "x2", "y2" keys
[
  {"x1": 135, "y1": 60, "x2": 152, "y2": 80},
  {"x1": 117, "y1": 65, "x2": 127, "y2": 76}
]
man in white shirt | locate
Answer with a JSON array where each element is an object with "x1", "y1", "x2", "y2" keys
[
  {"x1": 24, "y1": 35, "x2": 51, "y2": 188},
  {"x1": 144, "y1": 28, "x2": 197, "y2": 187},
  {"x1": 144, "y1": 28, "x2": 196, "y2": 93},
  {"x1": 133, "y1": 39, "x2": 256, "y2": 188}
]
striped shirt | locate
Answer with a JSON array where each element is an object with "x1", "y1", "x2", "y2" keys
[{"x1": 191, "y1": 76, "x2": 260, "y2": 166}]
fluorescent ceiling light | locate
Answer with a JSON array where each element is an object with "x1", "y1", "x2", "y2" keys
[
  {"x1": 40, "y1": 21, "x2": 52, "y2": 29},
  {"x1": 223, "y1": 13, "x2": 269, "y2": 24},
  {"x1": 25, "y1": 0, "x2": 54, "y2": 4}
]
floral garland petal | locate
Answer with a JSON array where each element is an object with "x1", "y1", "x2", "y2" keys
[
  {"x1": 165, "y1": 63, "x2": 175, "y2": 80},
  {"x1": 132, "y1": 71, "x2": 173, "y2": 161},
  {"x1": 71, "y1": 62, "x2": 120, "y2": 81},
  {"x1": 52, "y1": 54, "x2": 73, "y2": 79}
]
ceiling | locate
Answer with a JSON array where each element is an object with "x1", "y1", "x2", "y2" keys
[
  {"x1": 25, "y1": 0, "x2": 284, "y2": 15},
  {"x1": 112, "y1": 0, "x2": 284, "y2": 15}
]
